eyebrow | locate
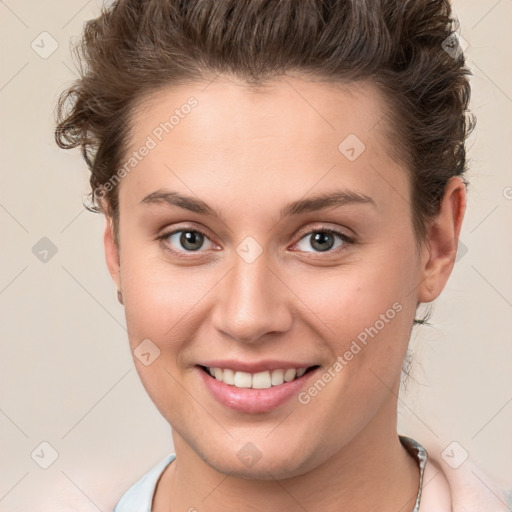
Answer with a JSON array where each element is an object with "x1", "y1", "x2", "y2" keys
[{"x1": 140, "y1": 188, "x2": 376, "y2": 221}]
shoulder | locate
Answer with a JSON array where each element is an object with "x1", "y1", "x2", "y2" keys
[
  {"x1": 417, "y1": 438, "x2": 511, "y2": 512},
  {"x1": 113, "y1": 454, "x2": 176, "y2": 512}
]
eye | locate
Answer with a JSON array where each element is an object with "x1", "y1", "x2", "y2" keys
[
  {"x1": 293, "y1": 227, "x2": 353, "y2": 254},
  {"x1": 157, "y1": 225, "x2": 354, "y2": 258},
  {"x1": 158, "y1": 227, "x2": 216, "y2": 255}
]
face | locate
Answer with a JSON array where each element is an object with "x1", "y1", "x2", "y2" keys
[{"x1": 104, "y1": 75, "x2": 455, "y2": 479}]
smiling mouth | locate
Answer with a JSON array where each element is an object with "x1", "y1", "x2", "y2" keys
[{"x1": 197, "y1": 364, "x2": 320, "y2": 390}]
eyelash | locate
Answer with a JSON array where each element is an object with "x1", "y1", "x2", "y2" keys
[{"x1": 156, "y1": 225, "x2": 354, "y2": 258}]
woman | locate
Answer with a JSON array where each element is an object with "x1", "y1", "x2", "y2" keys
[{"x1": 55, "y1": 0, "x2": 511, "y2": 510}]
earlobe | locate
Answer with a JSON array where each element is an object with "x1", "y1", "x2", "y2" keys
[
  {"x1": 417, "y1": 177, "x2": 467, "y2": 304},
  {"x1": 103, "y1": 216, "x2": 121, "y2": 292}
]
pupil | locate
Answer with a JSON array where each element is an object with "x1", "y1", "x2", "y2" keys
[
  {"x1": 311, "y1": 232, "x2": 333, "y2": 252},
  {"x1": 181, "y1": 231, "x2": 203, "y2": 251}
]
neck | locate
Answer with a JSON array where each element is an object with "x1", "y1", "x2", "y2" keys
[{"x1": 153, "y1": 396, "x2": 420, "y2": 512}]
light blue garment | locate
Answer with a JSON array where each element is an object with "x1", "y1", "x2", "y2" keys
[
  {"x1": 113, "y1": 437, "x2": 426, "y2": 511},
  {"x1": 113, "y1": 454, "x2": 176, "y2": 512}
]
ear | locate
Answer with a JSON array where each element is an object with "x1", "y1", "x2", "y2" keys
[
  {"x1": 417, "y1": 176, "x2": 467, "y2": 303},
  {"x1": 104, "y1": 215, "x2": 121, "y2": 292}
]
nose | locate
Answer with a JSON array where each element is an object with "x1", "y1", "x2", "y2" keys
[{"x1": 211, "y1": 252, "x2": 293, "y2": 344}]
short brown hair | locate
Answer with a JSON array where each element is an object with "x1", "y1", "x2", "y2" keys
[{"x1": 55, "y1": 0, "x2": 475, "y2": 246}]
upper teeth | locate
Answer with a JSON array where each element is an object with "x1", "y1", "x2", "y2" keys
[{"x1": 207, "y1": 367, "x2": 308, "y2": 389}]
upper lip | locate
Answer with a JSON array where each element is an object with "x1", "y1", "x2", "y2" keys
[{"x1": 197, "y1": 360, "x2": 318, "y2": 373}]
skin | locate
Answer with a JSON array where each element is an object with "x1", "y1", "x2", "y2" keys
[{"x1": 103, "y1": 74, "x2": 465, "y2": 511}]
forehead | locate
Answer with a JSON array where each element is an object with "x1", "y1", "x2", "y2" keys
[
  {"x1": 120, "y1": 75, "x2": 408, "y2": 215},
  {"x1": 130, "y1": 75, "x2": 392, "y2": 153}
]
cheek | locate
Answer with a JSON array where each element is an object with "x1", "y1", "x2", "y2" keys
[
  {"x1": 290, "y1": 246, "x2": 418, "y2": 408},
  {"x1": 119, "y1": 217, "x2": 418, "y2": 346},
  {"x1": 290, "y1": 249, "x2": 416, "y2": 343},
  {"x1": 119, "y1": 248, "x2": 212, "y2": 343},
  {"x1": 118, "y1": 250, "x2": 200, "y2": 417}
]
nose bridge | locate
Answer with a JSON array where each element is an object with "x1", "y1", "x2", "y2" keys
[{"x1": 212, "y1": 248, "x2": 292, "y2": 343}]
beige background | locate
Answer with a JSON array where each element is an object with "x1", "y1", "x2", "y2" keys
[{"x1": 0, "y1": 0, "x2": 511, "y2": 510}]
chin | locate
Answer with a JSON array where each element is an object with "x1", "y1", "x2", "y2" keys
[{"x1": 197, "y1": 441, "x2": 317, "y2": 481}]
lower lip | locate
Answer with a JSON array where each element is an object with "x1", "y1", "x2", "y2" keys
[{"x1": 196, "y1": 366, "x2": 319, "y2": 414}]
